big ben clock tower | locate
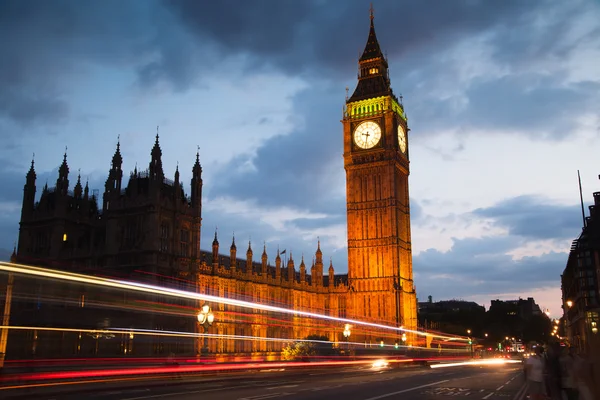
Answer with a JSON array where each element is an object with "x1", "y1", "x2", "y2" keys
[{"x1": 343, "y1": 9, "x2": 417, "y2": 337}]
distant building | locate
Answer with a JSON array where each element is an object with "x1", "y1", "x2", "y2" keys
[
  {"x1": 418, "y1": 299, "x2": 485, "y2": 314},
  {"x1": 417, "y1": 298, "x2": 485, "y2": 332},
  {"x1": 488, "y1": 298, "x2": 543, "y2": 321},
  {"x1": 561, "y1": 181, "x2": 600, "y2": 352}
]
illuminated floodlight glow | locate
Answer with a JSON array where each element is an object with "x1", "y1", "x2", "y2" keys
[{"x1": 0, "y1": 262, "x2": 465, "y2": 342}]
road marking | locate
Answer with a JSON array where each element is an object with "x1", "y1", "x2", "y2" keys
[
  {"x1": 238, "y1": 393, "x2": 292, "y2": 400},
  {"x1": 266, "y1": 385, "x2": 298, "y2": 390},
  {"x1": 496, "y1": 384, "x2": 505, "y2": 390},
  {"x1": 482, "y1": 392, "x2": 494, "y2": 399},
  {"x1": 124, "y1": 390, "x2": 201, "y2": 400},
  {"x1": 512, "y1": 383, "x2": 528, "y2": 400},
  {"x1": 360, "y1": 380, "x2": 449, "y2": 400},
  {"x1": 123, "y1": 382, "x2": 269, "y2": 400}
]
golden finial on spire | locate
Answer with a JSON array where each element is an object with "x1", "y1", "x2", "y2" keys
[{"x1": 370, "y1": 3, "x2": 374, "y2": 20}]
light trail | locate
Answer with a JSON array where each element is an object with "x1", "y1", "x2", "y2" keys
[
  {"x1": 429, "y1": 358, "x2": 522, "y2": 369},
  {"x1": 0, "y1": 358, "x2": 417, "y2": 384},
  {"x1": 0, "y1": 262, "x2": 466, "y2": 342},
  {"x1": 0, "y1": 325, "x2": 457, "y2": 353}
]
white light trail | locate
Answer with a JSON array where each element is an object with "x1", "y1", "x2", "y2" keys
[{"x1": 429, "y1": 359, "x2": 521, "y2": 369}]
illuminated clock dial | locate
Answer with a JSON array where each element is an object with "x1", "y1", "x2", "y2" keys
[
  {"x1": 353, "y1": 121, "x2": 382, "y2": 149},
  {"x1": 398, "y1": 125, "x2": 407, "y2": 153}
]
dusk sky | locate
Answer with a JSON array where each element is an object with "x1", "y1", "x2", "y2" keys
[{"x1": 1, "y1": 0, "x2": 599, "y2": 317}]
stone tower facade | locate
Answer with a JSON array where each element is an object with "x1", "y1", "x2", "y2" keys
[{"x1": 342, "y1": 11, "x2": 417, "y2": 335}]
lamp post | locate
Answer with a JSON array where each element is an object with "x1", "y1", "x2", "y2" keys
[
  {"x1": 393, "y1": 278, "x2": 401, "y2": 344},
  {"x1": 197, "y1": 303, "x2": 215, "y2": 355},
  {"x1": 467, "y1": 329, "x2": 473, "y2": 358},
  {"x1": 343, "y1": 324, "x2": 351, "y2": 353}
]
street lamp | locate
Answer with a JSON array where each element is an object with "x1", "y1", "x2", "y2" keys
[
  {"x1": 197, "y1": 303, "x2": 215, "y2": 354},
  {"x1": 343, "y1": 324, "x2": 351, "y2": 353},
  {"x1": 467, "y1": 329, "x2": 473, "y2": 358},
  {"x1": 566, "y1": 300, "x2": 573, "y2": 308}
]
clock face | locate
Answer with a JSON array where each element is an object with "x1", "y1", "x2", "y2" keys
[
  {"x1": 353, "y1": 121, "x2": 382, "y2": 149},
  {"x1": 398, "y1": 125, "x2": 407, "y2": 153}
]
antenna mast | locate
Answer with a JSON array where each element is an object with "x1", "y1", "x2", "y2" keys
[{"x1": 578, "y1": 170, "x2": 586, "y2": 228}]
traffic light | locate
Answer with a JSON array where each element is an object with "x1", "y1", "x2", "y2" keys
[
  {"x1": 394, "y1": 342, "x2": 399, "y2": 349},
  {"x1": 468, "y1": 339, "x2": 472, "y2": 345}
]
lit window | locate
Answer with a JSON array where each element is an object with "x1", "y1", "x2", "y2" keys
[
  {"x1": 369, "y1": 67, "x2": 379, "y2": 74},
  {"x1": 63, "y1": 233, "x2": 68, "y2": 241}
]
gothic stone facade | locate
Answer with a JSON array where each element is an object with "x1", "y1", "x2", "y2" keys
[{"x1": 14, "y1": 135, "x2": 351, "y2": 358}]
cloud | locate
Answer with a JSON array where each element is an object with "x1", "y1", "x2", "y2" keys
[
  {"x1": 471, "y1": 195, "x2": 582, "y2": 240},
  {"x1": 0, "y1": 0, "x2": 160, "y2": 127},
  {"x1": 208, "y1": 85, "x2": 346, "y2": 212},
  {"x1": 414, "y1": 235, "x2": 566, "y2": 298},
  {"x1": 164, "y1": 0, "x2": 542, "y2": 79}
]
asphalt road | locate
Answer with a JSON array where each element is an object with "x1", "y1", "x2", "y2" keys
[{"x1": 3, "y1": 362, "x2": 528, "y2": 400}]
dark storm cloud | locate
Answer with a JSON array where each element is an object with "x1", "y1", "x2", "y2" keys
[
  {"x1": 472, "y1": 195, "x2": 582, "y2": 240},
  {"x1": 413, "y1": 235, "x2": 566, "y2": 299},
  {"x1": 0, "y1": 0, "x2": 158, "y2": 127},
  {"x1": 3, "y1": 0, "x2": 594, "y2": 140},
  {"x1": 164, "y1": 0, "x2": 540, "y2": 78},
  {"x1": 208, "y1": 85, "x2": 345, "y2": 211}
]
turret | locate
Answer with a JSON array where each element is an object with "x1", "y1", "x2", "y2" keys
[
  {"x1": 56, "y1": 149, "x2": 69, "y2": 196},
  {"x1": 174, "y1": 163, "x2": 181, "y2": 202},
  {"x1": 104, "y1": 139, "x2": 123, "y2": 211},
  {"x1": 212, "y1": 230, "x2": 219, "y2": 268},
  {"x1": 329, "y1": 258, "x2": 335, "y2": 288},
  {"x1": 275, "y1": 248, "x2": 281, "y2": 280},
  {"x1": 83, "y1": 179, "x2": 89, "y2": 200},
  {"x1": 149, "y1": 130, "x2": 164, "y2": 182},
  {"x1": 313, "y1": 239, "x2": 323, "y2": 286},
  {"x1": 191, "y1": 147, "x2": 203, "y2": 212},
  {"x1": 230, "y1": 234, "x2": 237, "y2": 270},
  {"x1": 299, "y1": 255, "x2": 306, "y2": 283},
  {"x1": 287, "y1": 252, "x2": 295, "y2": 283},
  {"x1": 261, "y1": 243, "x2": 268, "y2": 276},
  {"x1": 246, "y1": 241, "x2": 253, "y2": 274},
  {"x1": 21, "y1": 156, "x2": 36, "y2": 221},
  {"x1": 73, "y1": 171, "x2": 83, "y2": 199}
]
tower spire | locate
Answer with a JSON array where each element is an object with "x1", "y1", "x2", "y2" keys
[{"x1": 347, "y1": 6, "x2": 393, "y2": 103}]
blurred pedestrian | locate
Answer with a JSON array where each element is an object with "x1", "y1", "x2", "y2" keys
[
  {"x1": 572, "y1": 350, "x2": 594, "y2": 400},
  {"x1": 544, "y1": 342, "x2": 562, "y2": 400},
  {"x1": 525, "y1": 346, "x2": 547, "y2": 400},
  {"x1": 559, "y1": 346, "x2": 579, "y2": 400}
]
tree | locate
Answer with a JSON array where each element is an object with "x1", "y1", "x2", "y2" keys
[{"x1": 281, "y1": 335, "x2": 338, "y2": 360}]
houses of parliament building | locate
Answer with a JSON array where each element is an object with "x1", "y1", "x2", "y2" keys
[{"x1": 6, "y1": 12, "x2": 418, "y2": 359}]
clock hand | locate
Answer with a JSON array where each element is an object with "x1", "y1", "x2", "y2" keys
[{"x1": 363, "y1": 131, "x2": 370, "y2": 144}]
